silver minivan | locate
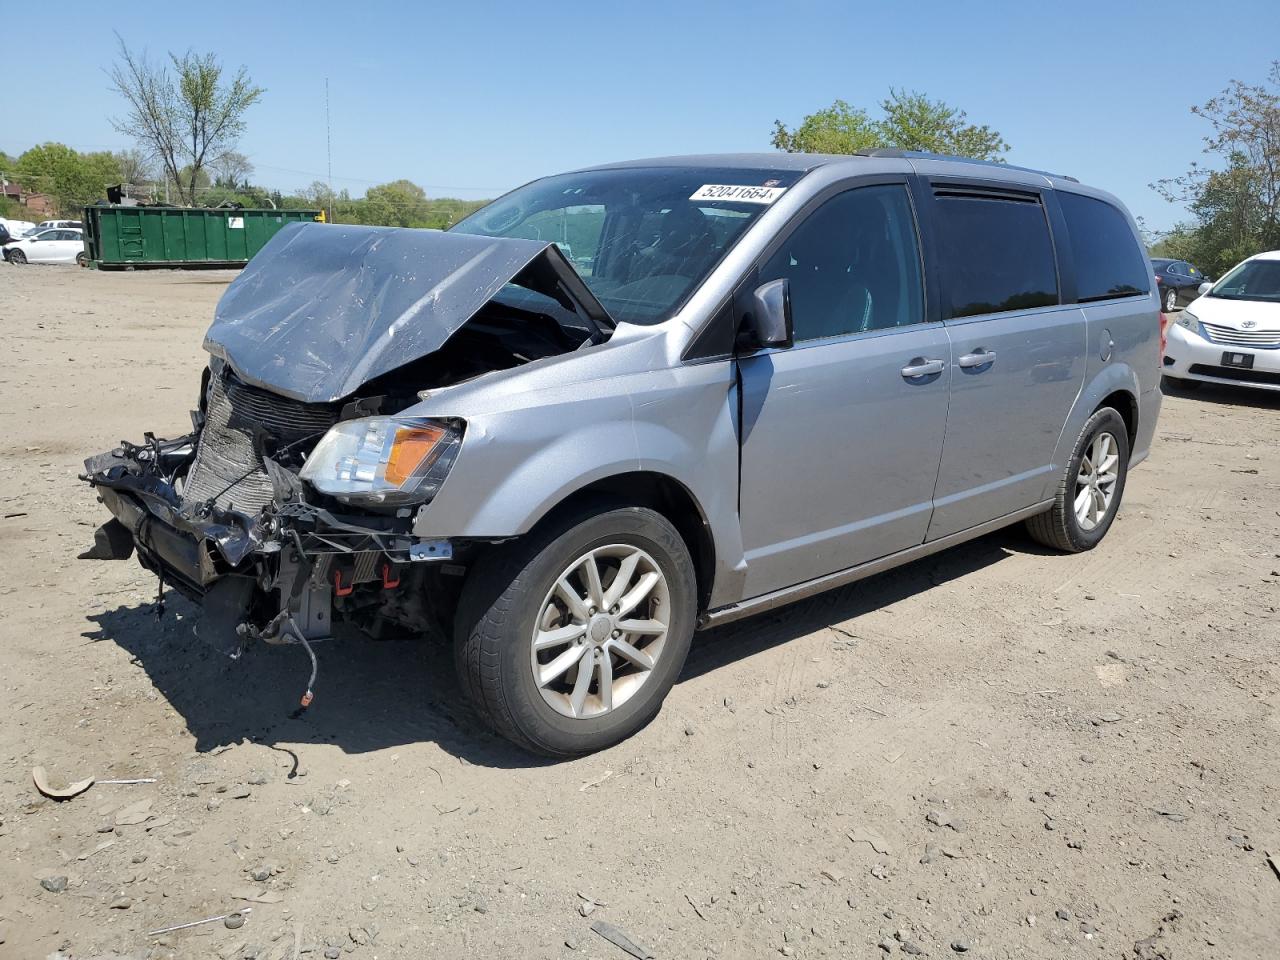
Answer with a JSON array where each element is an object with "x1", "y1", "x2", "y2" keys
[{"x1": 83, "y1": 151, "x2": 1162, "y2": 756}]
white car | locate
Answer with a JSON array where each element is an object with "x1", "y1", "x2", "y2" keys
[
  {"x1": 4, "y1": 227, "x2": 85, "y2": 265},
  {"x1": 35, "y1": 218, "x2": 83, "y2": 231},
  {"x1": 0, "y1": 217, "x2": 37, "y2": 238},
  {"x1": 1164, "y1": 250, "x2": 1280, "y2": 392}
]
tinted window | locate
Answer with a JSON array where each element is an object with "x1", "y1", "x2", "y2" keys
[
  {"x1": 933, "y1": 193, "x2": 1058, "y2": 318},
  {"x1": 1058, "y1": 193, "x2": 1150, "y2": 301},
  {"x1": 759, "y1": 184, "x2": 924, "y2": 342}
]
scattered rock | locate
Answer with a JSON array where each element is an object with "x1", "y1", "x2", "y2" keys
[
  {"x1": 951, "y1": 940, "x2": 971, "y2": 953},
  {"x1": 900, "y1": 941, "x2": 923, "y2": 955},
  {"x1": 1055, "y1": 908, "x2": 1073, "y2": 921},
  {"x1": 224, "y1": 913, "x2": 246, "y2": 930},
  {"x1": 684, "y1": 724, "x2": 696, "y2": 737},
  {"x1": 1067, "y1": 839, "x2": 1085, "y2": 850},
  {"x1": 109, "y1": 897, "x2": 133, "y2": 910},
  {"x1": 870, "y1": 863, "x2": 889, "y2": 880},
  {"x1": 925, "y1": 810, "x2": 964, "y2": 832},
  {"x1": 324, "y1": 949, "x2": 340, "y2": 959},
  {"x1": 249, "y1": 865, "x2": 272, "y2": 882},
  {"x1": 230, "y1": 785, "x2": 252, "y2": 800},
  {"x1": 207, "y1": 798, "x2": 223, "y2": 812},
  {"x1": 114, "y1": 798, "x2": 154, "y2": 826},
  {"x1": 247, "y1": 772, "x2": 269, "y2": 786},
  {"x1": 1094, "y1": 713, "x2": 1123, "y2": 725},
  {"x1": 877, "y1": 939, "x2": 895, "y2": 953},
  {"x1": 39, "y1": 875, "x2": 69, "y2": 894}
]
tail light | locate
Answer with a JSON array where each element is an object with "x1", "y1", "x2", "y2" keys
[{"x1": 1158, "y1": 312, "x2": 1169, "y2": 359}]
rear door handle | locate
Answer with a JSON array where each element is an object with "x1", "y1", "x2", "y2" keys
[
  {"x1": 957, "y1": 349, "x2": 997, "y2": 369},
  {"x1": 900, "y1": 357, "x2": 946, "y2": 379}
]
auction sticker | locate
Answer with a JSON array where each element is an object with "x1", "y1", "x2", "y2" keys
[{"x1": 690, "y1": 184, "x2": 786, "y2": 204}]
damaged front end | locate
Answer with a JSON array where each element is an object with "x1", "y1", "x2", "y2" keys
[
  {"x1": 80, "y1": 223, "x2": 612, "y2": 706},
  {"x1": 81, "y1": 368, "x2": 460, "y2": 692}
]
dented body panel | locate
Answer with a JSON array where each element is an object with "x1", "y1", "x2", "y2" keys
[{"x1": 206, "y1": 224, "x2": 611, "y2": 403}]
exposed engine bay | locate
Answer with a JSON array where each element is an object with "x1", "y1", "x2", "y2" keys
[{"x1": 81, "y1": 224, "x2": 612, "y2": 707}]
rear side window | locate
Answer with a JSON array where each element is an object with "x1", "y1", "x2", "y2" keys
[
  {"x1": 1058, "y1": 193, "x2": 1150, "y2": 301},
  {"x1": 933, "y1": 192, "x2": 1058, "y2": 319}
]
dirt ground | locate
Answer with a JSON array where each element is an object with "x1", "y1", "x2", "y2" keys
[{"x1": 1, "y1": 263, "x2": 1278, "y2": 960}]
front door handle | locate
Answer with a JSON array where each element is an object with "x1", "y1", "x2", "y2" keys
[
  {"x1": 957, "y1": 349, "x2": 997, "y2": 369},
  {"x1": 901, "y1": 357, "x2": 946, "y2": 379}
]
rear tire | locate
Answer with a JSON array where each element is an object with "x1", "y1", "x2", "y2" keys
[
  {"x1": 76, "y1": 252, "x2": 88, "y2": 267},
  {"x1": 1163, "y1": 288, "x2": 1178, "y2": 312},
  {"x1": 454, "y1": 503, "x2": 697, "y2": 757},
  {"x1": 1026, "y1": 407, "x2": 1130, "y2": 553}
]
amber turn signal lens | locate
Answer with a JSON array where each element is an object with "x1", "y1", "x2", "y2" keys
[{"x1": 385, "y1": 424, "x2": 446, "y2": 487}]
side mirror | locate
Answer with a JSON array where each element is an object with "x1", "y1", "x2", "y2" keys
[
  {"x1": 741, "y1": 278, "x2": 794, "y2": 350},
  {"x1": 1197, "y1": 281, "x2": 1212, "y2": 296}
]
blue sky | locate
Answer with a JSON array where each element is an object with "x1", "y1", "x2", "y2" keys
[{"x1": 12, "y1": 0, "x2": 1279, "y2": 230}]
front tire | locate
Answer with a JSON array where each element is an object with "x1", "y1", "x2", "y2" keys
[
  {"x1": 455, "y1": 503, "x2": 697, "y2": 757},
  {"x1": 8, "y1": 249, "x2": 26, "y2": 264},
  {"x1": 1026, "y1": 407, "x2": 1130, "y2": 552}
]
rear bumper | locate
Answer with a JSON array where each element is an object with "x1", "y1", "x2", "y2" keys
[{"x1": 1164, "y1": 324, "x2": 1280, "y2": 392}]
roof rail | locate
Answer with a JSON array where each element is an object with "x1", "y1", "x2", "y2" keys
[{"x1": 854, "y1": 148, "x2": 1079, "y2": 183}]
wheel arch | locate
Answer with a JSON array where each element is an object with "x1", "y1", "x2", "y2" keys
[
  {"x1": 521, "y1": 470, "x2": 717, "y2": 613},
  {"x1": 1046, "y1": 365, "x2": 1142, "y2": 498},
  {"x1": 1096, "y1": 388, "x2": 1138, "y2": 448}
]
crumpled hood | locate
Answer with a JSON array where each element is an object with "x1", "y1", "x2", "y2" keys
[{"x1": 204, "y1": 222, "x2": 609, "y2": 403}]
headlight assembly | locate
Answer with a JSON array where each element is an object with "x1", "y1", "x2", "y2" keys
[
  {"x1": 1175, "y1": 311, "x2": 1204, "y2": 338},
  {"x1": 300, "y1": 416, "x2": 463, "y2": 507}
]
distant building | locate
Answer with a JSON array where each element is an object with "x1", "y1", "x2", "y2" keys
[{"x1": 0, "y1": 181, "x2": 55, "y2": 216}]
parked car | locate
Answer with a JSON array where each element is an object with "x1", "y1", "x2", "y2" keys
[
  {"x1": 4, "y1": 227, "x2": 85, "y2": 265},
  {"x1": 1163, "y1": 250, "x2": 1280, "y2": 391},
  {"x1": 81, "y1": 151, "x2": 1162, "y2": 756},
  {"x1": 34, "y1": 219, "x2": 83, "y2": 232},
  {"x1": 1151, "y1": 258, "x2": 1208, "y2": 313},
  {"x1": 0, "y1": 217, "x2": 37, "y2": 240}
]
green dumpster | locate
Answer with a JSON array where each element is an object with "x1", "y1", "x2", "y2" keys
[{"x1": 82, "y1": 206, "x2": 323, "y2": 269}]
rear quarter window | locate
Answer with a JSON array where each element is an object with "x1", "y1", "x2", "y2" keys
[{"x1": 1058, "y1": 193, "x2": 1150, "y2": 301}]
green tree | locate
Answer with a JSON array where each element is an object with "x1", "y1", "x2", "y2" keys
[
  {"x1": 13, "y1": 143, "x2": 121, "y2": 214},
  {"x1": 358, "y1": 179, "x2": 432, "y2": 227},
  {"x1": 771, "y1": 100, "x2": 881, "y2": 154},
  {"x1": 109, "y1": 35, "x2": 264, "y2": 205},
  {"x1": 773, "y1": 90, "x2": 1008, "y2": 160},
  {"x1": 1152, "y1": 61, "x2": 1280, "y2": 276}
]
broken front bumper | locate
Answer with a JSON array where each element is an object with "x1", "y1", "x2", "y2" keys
[{"x1": 81, "y1": 438, "x2": 451, "y2": 657}]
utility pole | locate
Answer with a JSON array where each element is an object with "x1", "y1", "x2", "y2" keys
[{"x1": 325, "y1": 77, "x2": 334, "y2": 224}]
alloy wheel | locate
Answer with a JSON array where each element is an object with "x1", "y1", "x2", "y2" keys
[
  {"x1": 530, "y1": 544, "x2": 671, "y2": 719},
  {"x1": 1074, "y1": 432, "x2": 1120, "y2": 532}
]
